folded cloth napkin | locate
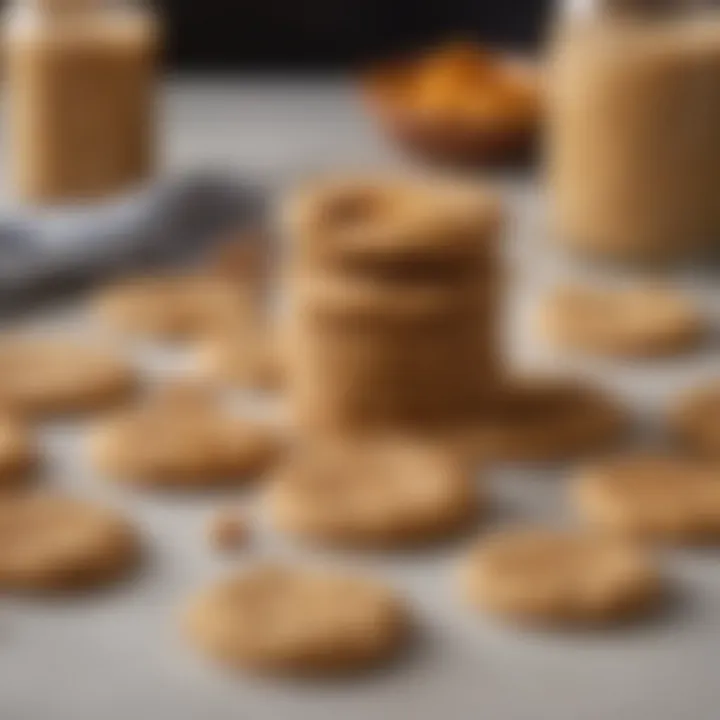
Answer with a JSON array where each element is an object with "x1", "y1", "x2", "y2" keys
[{"x1": 0, "y1": 173, "x2": 266, "y2": 311}]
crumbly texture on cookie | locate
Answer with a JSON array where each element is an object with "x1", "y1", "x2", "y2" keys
[
  {"x1": 283, "y1": 175, "x2": 502, "y2": 269},
  {"x1": 468, "y1": 377, "x2": 627, "y2": 462},
  {"x1": 0, "y1": 415, "x2": 37, "y2": 489},
  {"x1": 286, "y1": 271, "x2": 494, "y2": 327},
  {"x1": 574, "y1": 454, "x2": 720, "y2": 543},
  {"x1": 208, "y1": 507, "x2": 250, "y2": 553},
  {"x1": 90, "y1": 382, "x2": 282, "y2": 488},
  {"x1": 0, "y1": 494, "x2": 140, "y2": 592},
  {"x1": 670, "y1": 381, "x2": 720, "y2": 456},
  {"x1": 266, "y1": 438, "x2": 481, "y2": 548},
  {"x1": 538, "y1": 285, "x2": 704, "y2": 358},
  {"x1": 0, "y1": 338, "x2": 136, "y2": 417},
  {"x1": 94, "y1": 274, "x2": 256, "y2": 340},
  {"x1": 460, "y1": 528, "x2": 661, "y2": 626},
  {"x1": 195, "y1": 320, "x2": 282, "y2": 392},
  {"x1": 183, "y1": 564, "x2": 410, "y2": 675}
]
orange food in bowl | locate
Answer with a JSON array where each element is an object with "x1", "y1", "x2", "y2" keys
[{"x1": 363, "y1": 41, "x2": 540, "y2": 165}]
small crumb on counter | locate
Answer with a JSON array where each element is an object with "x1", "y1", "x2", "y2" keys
[{"x1": 208, "y1": 507, "x2": 250, "y2": 552}]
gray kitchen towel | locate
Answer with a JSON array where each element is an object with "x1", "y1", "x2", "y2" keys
[{"x1": 0, "y1": 173, "x2": 266, "y2": 310}]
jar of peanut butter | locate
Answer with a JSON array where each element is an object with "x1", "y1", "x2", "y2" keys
[
  {"x1": 546, "y1": 0, "x2": 720, "y2": 263},
  {"x1": 2, "y1": 0, "x2": 160, "y2": 203}
]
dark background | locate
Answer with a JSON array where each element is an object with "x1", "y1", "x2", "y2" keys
[{"x1": 163, "y1": 0, "x2": 549, "y2": 70}]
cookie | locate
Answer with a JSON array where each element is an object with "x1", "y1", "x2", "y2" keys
[
  {"x1": 195, "y1": 321, "x2": 282, "y2": 391},
  {"x1": 468, "y1": 377, "x2": 627, "y2": 462},
  {"x1": 669, "y1": 380, "x2": 720, "y2": 456},
  {"x1": 288, "y1": 271, "x2": 495, "y2": 328},
  {"x1": 0, "y1": 494, "x2": 140, "y2": 591},
  {"x1": 266, "y1": 438, "x2": 481, "y2": 548},
  {"x1": 90, "y1": 383, "x2": 281, "y2": 489},
  {"x1": 574, "y1": 454, "x2": 720, "y2": 543},
  {"x1": 285, "y1": 307, "x2": 497, "y2": 431},
  {"x1": 283, "y1": 175, "x2": 501, "y2": 270},
  {"x1": 183, "y1": 564, "x2": 409, "y2": 675},
  {"x1": 538, "y1": 285, "x2": 704, "y2": 358},
  {"x1": 0, "y1": 338, "x2": 136, "y2": 416},
  {"x1": 95, "y1": 274, "x2": 255, "y2": 339},
  {"x1": 0, "y1": 415, "x2": 37, "y2": 489},
  {"x1": 283, "y1": 175, "x2": 502, "y2": 433},
  {"x1": 460, "y1": 528, "x2": 661, "y2": 626}
]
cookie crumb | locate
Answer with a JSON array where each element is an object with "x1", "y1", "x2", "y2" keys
[{"x1": 208, "y1": 508, "x2": 249, "y2": 552}]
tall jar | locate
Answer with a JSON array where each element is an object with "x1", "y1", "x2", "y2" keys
[
  {"x1": 545, "y1": 0, "x2": 720, "y2": 263},
  {"x1": 2, "y1": 0, "x2": 160, "y2": 203}
]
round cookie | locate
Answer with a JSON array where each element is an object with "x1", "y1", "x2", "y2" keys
[
  {"x1": 195, "y1": 321, "x2": 282, "y2": 391},
  {"x1": 266, "y1": 438, "x2": 481, "y2": 548},
  {"x1": 0, "y1": 415, "x2": 37, "y2": 489},
  {"x1": 0, "y1": 494, "x2": 140, "y2": 591},
  {"x1": 282, "y1": 175, "x2": 501, "y2": 270},
  {"x1": 538, "y1": 285, "x2": 704, "y2": 358},
  {"x1": 460, "y1": 528, "x2": 661, "y2": 626},
  {"x1": 183, "y1": 564, "x2": 409, "y2": 675},
  {"x1": 95, "y1": 274, "x2": 255, "y2": 339},
  {"x1": 0, "y1": 338, "x2": 136, "y2": 417},
  {"x1": 468, "y1": 377, "x2": 627, "y2": 462},
  {"x1": 669, "y1": 380, "x2": 720, "y2": 456},
  {"x1": 90, "y1": 383, "x2": 281, "y2": 489},
  {"x1": 574, "y1": 454, "x2": 720, "y2": 543},
  {"x1": 288, "y1": 271, "x2": 494, "y2": 328}
]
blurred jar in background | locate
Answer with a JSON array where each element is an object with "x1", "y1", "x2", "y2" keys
[
  {"x1": 546, "y1": 0, "x2": 720, "y2": 263},
  {"x1": 2, "y1": 0, "x2": 160, "y2": 204}
]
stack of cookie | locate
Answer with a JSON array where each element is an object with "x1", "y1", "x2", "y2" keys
[{"x1": 281, "y1": 175, "x2": 503, "y2": 432}]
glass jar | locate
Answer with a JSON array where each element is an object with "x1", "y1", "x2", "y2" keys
[
  {"x1": 545, "y1": 0, "x2": 720, "y2": 262},
  {"x1": 2, "y1": 0, "x2": 161, "y2": 203}
]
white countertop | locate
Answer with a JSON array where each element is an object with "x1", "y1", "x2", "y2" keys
[
  {"x1": 3, "y1": 78, "x2": 720, "y2": 720},
  {"x1": 161, "y1": 76, "x2": 395, "y2": 182}
]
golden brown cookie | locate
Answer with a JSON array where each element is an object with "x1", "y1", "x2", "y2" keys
[
  {"x1": 90, "y1": 382, "x2": 281, "y2": 489},
  {"x1": 538, "y1": 285, "x2": 704, "y2": 358},
  {"x1": 266, "y1": 438, "x2": 481, "y2": 548},
  {"x1": 94, "y1": 274, "x2": 255, "y2": 339},
  {"x1": 195, "y1": 320, "x2": 282, "y2": 391},
  {"x1": 0, "y1": 494, "x2": 140, "y2": 592},
  {"x1": 669, "y1": 380, "x2": 720, "y2": 456},
  {"x1": 282, "y1": 175, "x2": 502, "y2": 270},
  {"x1": 460, "y1": 528, "x2": 661, "y2": 626},
  {"x1": 0, "y1": 415, "x2": 37, "y2": 489},
  {"x1": 574, "y1": 454, "x2": 720, "y2": 543},
  {"x1": 288, "y1": 271, "x2": 496, "y2": 328},
  {"x1": 183, "y1": 564, "x2": 409, "y2": 675},
  {"x1": 467, "y1": 377, "x2": 627, "y2": 462},
  {"x1": 0, "y1": 338, "x2": 136, "y2": 417}
]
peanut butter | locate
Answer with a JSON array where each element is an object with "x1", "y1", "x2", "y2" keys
[
  {"x1": 546, "y1": 14, "x2": 720, "y2": 262},
  {"x1": 3, "y1": 0, "x2": 160, "y2": 203}
]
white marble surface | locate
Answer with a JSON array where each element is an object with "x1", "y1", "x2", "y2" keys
[{"x1": 3, "y1": 78, "x2": 720, "y2": 720}]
